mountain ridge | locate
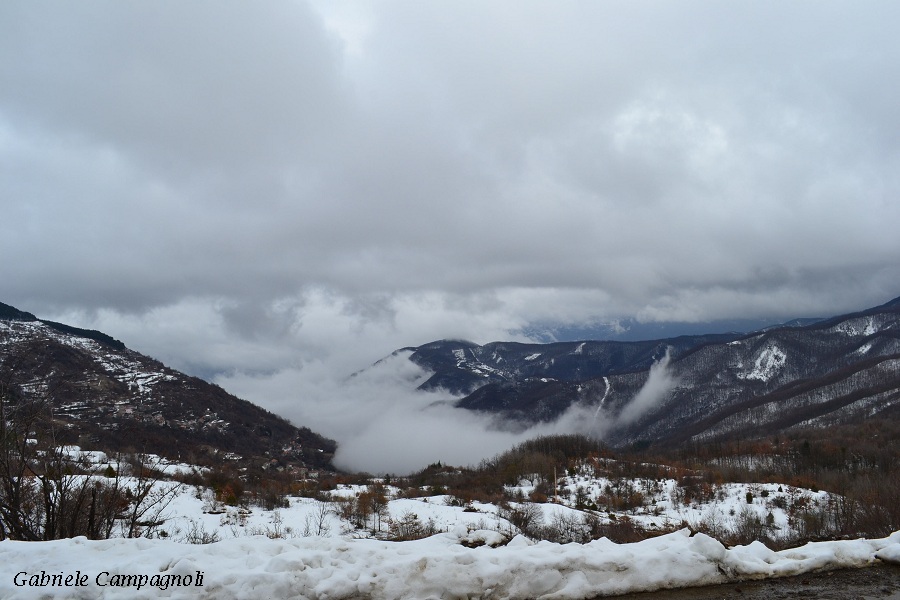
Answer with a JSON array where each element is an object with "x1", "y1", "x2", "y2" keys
[
  {"x1": 380, "y1": 295, "x2": 900, "y2": 447},
  {"x1": 0, "y1": 301, "x2": 126, "y2": 350},
  {"x1": 0, "y1": 303, "x2": 336, "y2": 472},
  {"x1": 5, "y1": 294, "x2": 900, "y2": 470}
]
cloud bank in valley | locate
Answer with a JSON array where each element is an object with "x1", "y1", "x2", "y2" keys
[
  {"x1": 218, "y1": 350, "x2": 586, "y2": 475},
  {"x1": 218, "y1": 343, "x2": 677, "y2": 475}
]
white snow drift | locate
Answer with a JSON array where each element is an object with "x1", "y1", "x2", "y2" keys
[{"x1": 2, "y1": 528, "x2": 899, "y2": 599}]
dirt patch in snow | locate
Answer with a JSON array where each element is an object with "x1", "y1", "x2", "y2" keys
[{"x1": 604, "y1": 563, "x2": 900, "y2": 599}]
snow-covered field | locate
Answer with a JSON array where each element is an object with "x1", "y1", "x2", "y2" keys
[{"x1": 3, "y1": 450, "x2": 899, "y2": 598}]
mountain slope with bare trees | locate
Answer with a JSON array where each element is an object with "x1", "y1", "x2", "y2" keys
[{"x1": 0, "y1": 302, "x2": 335, "y2": 471}]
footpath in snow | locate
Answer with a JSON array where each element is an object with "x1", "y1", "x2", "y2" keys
[{"x1": 2, "y1": 527, "x2": 899, "y2": 599}]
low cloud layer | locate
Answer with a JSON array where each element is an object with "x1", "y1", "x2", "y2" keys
[
  {"x1": 616, "y1": 349, "x2": 678, "y2": 426},
  {"x1": 218, "y1": 344, "x2": 678, "y2": 475},
  {"x1": 4, "y1": 1, "x2": 899, "y2": 328},
  {"x1": 218, "y1": 350, "x2": 583, "y2": 474}
]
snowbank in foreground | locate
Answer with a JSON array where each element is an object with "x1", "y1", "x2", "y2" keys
[{"x1": 2, "y1": 528, "x2": 899, "y2": 599}]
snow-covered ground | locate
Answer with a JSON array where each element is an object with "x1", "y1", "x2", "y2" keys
[
  {"x1": 131, "y1": 474, "x2": 840, "y2": 550},
  {"x1": 155, "y1": 487, "x2": 519, "y2": 544},
  {"x1": 3, "y1": 527, "x2": 899, "y2": 599},
  {"x1": 4, "y1": 450, "x2": 899, "y2": 598}
]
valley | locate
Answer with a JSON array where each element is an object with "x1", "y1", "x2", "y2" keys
[{"x1": 1, "y1": 298, "x2": 899, "y2": 598}]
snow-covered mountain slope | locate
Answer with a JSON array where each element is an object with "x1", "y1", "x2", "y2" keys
[
  {"x1": 0, "y1": 304, "x2": 335, "y2": 470},
  {"x1": 600, "y1": 300, "x2": 900, "y2": 446},
  {"x1": 399, "y1": 333, "x2": 740, "y2": 396},
  {"x1": 380, "y1": 296, "x2": 900, "y2": 446}
]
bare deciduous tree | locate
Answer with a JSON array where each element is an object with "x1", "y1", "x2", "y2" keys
[{"x1": 0, "y1": 357, "x2": 180, "y2": 541}]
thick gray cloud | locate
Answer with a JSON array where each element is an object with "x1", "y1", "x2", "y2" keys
[{"x1": 3, "y1": 1, "x2": 900, "y2": 470}]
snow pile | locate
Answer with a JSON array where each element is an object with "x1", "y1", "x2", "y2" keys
[
  {"x1": 877, "y1": 543, "x2": 900, "y2": 565},
  {"x1": 2, "y1": 528, "x2": 898, "y2": 599}
]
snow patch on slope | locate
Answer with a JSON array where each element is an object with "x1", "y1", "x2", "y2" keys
[
  {"x1": 1, "y1": 320, "x2": 176, "y2": 398},
  {"x1": 833, "y1": 316, "x2": 878, "y2": 337},
  {"x1": 738, "y1": 344, "x2": 787, "y2": 382}
]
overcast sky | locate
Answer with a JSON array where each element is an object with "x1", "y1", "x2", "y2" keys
[{"x1": 3, "y1": 1, "x2": 900, "y2": 471}]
